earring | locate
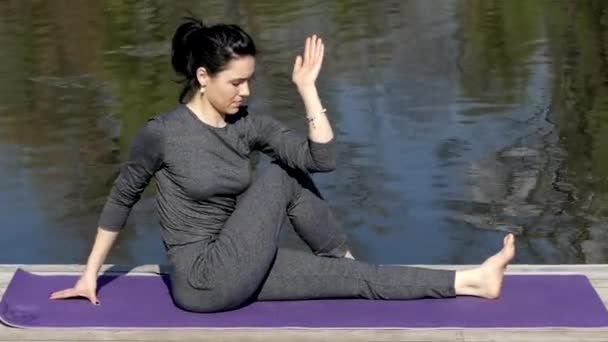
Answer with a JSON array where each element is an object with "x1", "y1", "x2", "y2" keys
[{"x1": 200, "y1": 86, "x2": 205, "y2": 94}]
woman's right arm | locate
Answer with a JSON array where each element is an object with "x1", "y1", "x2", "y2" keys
[
  {"x1": 50, "y1": 227, "x2": 118, "y2": 304},
  {"x1": 49, "y1": 118, "x2": 164, "y2": 305},
  {"x1": 82, "y1": 228, "x2": 119, "y2": 280}
]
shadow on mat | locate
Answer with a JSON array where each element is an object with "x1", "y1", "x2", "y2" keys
[{"x1": 96, "y1": 264, "x2": 172, "y2": 295}]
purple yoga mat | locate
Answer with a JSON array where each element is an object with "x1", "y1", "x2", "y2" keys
[{"x1": 1, "y1": 268, "x2": 608, "y2": 329}]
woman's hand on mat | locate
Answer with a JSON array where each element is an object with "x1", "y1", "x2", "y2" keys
[
  {"x1": 292, "y1": 34, "x2": 324, "y2": 89},
  {"x1": 49, "y1": 274, "x2": 99, "y2": 305}
]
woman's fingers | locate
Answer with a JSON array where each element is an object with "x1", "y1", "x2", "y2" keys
[
  {"x1": 49, "y1": 287, "x2": 98, "y2": 304},
  {"x1": 312, "y1": 35, "x2": 318, "y2": 62},
  {"x1": 293, "y1": 35, "x2": 324, "y2": 86},
  {"x1": 49, "y1": 288, "x2": 78, "y2": 300},
  {"x1": 293, "y1": 55, "x2": 302, "y2": 73},
  {"x1": 306, "y1": 36, "x2": 312, "y2": 65},
  {"x1": 316, "y1": 38, "x2": 324, "y2": 65},
  {"x1": 303, "y1": 35, "x2": 323, "y2": 66},
  {"x1": 88, "y1": 290, "x2": 100, "y2": 305},
  {"x1": 303, "y1": 38, "x2": 307, "y2": 66}
]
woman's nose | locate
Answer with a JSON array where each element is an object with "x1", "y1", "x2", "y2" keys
[{"x1": 240, "y1": 82, "x2": 250, "y2": 97}]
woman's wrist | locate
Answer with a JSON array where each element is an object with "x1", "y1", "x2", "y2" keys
[
  {"x1": 297, "y1": 85, "x2": 323, "y2": 116},
  {"x1": 83, "y1": 268, "x2": 98, "y2": 280},
  {"x1": 306, "y1": 108, "x2": 327, "y2": 121},
  {"x1": 296, "y1": 84, "x2": 318, "y2": 96}
]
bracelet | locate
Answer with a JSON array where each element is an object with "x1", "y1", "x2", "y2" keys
[{"x1": 306, "y1": 108, "x2": 327, "y2": 122}]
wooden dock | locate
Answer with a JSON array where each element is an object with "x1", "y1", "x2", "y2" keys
[{"x1": 0, "y1": 264, "x2": 607, "y2": 341}]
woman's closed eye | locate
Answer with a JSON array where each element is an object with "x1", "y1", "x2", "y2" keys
[{"x1": 231, "y1": 74, "x2": 255, "y2": 87}]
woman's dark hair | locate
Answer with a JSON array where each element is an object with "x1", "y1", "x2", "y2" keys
[{"x1": 171, "y1": 17, "x2": 257, "y2": 103}]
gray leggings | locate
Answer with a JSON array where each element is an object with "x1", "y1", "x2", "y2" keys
[{"x1": 170, "y1": 162, "x2": 456, "y2": 313}]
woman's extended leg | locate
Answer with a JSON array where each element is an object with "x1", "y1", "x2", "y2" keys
[
  {"x1": 255, "y1": 248, "x2": 455, "y2": 300},
  {"x1": 256, "y1": 234, "x2": 515, "y2": 301}
]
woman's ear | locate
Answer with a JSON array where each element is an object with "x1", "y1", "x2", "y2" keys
[{"x1": 196, "y1": 67, "x2": 208, "y2": 88}]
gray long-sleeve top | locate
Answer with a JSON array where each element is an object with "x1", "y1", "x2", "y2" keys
[{"x1": 98, "y1": 104, "x2": 335, "y2": 254}]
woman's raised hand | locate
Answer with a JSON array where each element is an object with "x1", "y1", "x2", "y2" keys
[
  {"x1": 49, "y1": 273, "x2": 99, "y2": 305},
  {"x1": 292, "y1": 35, "x2": 324, "y2": 89}
]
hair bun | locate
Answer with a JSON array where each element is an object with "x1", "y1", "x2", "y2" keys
[{"x1": 171, "y1": 17, "x2": 206, "y2": 77}]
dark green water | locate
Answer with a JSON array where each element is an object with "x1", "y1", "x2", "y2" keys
[{"x1": 1, "y1": 0, "x2": 607, "y2": 265}]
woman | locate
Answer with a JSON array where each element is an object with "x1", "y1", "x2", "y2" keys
[{"x1": 50, "y1": 17, "x2": 515, "y2": 313}]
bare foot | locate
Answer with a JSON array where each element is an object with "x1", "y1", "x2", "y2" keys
[{"x1": 454, "y1": 233, "x2": 516, "y2": 299}]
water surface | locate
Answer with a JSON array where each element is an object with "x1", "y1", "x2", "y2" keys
[{"x1": 1, "y1": 0, "x2": 607, "y2": 265}]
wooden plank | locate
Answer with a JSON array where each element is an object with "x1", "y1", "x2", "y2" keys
[
  {"x1": 0, "y1": 265, "x2": 165, "y2": 275},
  {"x1": 595, "y1": 287, "x2": 608, "y2": 308},
  {"x1": 0, "y1": 328, "x2": 465, "y2": 341},
  {"x1": 2, "y1": 327, "x2": 608, "y2": 342},
  {"x1": 463, "y1": 330, "x2": 608, "y2": 342}
]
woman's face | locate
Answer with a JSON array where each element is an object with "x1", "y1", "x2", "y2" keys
[{"x1": 201, "y1": 55, "x2": 255, "y2": 115}]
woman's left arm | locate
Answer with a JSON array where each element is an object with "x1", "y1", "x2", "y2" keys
[
  {"x1": 293, "y1": 35, "x2": 333, "y2": 144},
  {"x1": 252, "y1": 35, "x2": 336, "y2": 173},
  {"x1": 251, "y1": 111, "x2": 335, "y2": 173}
]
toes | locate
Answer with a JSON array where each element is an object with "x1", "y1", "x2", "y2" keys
[{"x1": 503, "y1": 233, "x2": 515, "y2": 246}]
